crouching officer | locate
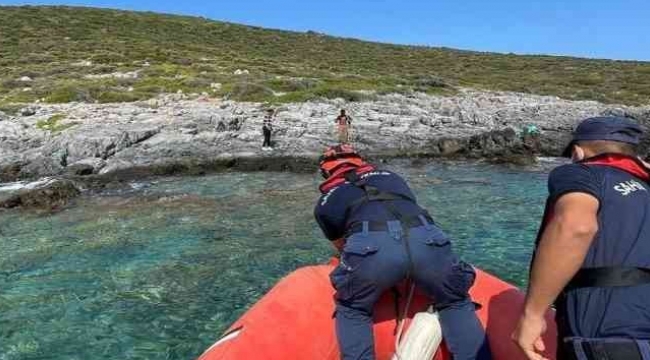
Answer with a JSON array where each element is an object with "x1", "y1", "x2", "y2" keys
[
  {"x1": 314, "y1": 144, "x2": 491, "y2": 360},
  {"x1": 513, "y1": 116, "x2": 650, "y2": 360}
]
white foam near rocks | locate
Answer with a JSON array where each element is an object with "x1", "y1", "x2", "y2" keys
[{"x1": 0, "y1": 177, "x2": 56, "y2": 192}]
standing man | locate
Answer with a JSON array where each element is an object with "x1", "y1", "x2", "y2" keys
[
  {"x1": 513, "y1": 116, "x2": 650, "y2": 360},
  {"x1": 262, "y1": 108, "x2": 274, "y2": 150},
  {"x1": 315, "y1": 144, "x2": 491, "y2": 360},
  {"x1": 335, "y1": 109, "x2": 352, "y2": 144}
]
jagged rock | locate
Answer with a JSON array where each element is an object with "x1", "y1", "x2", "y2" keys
[
  {"x1": 0, "y1": 179, "x2": 80, "y2": 209},
  {"x1": 67, "y1": 158, "x2": 106, "y2": 175},
  {"x1": 228, "y1": 118, "x2": 243, "y2": 131},
  {"x1": 0, "y1": 162, "x2": 24, "y2": 182},
  {"x1": 466, "y1": 128, "x2": 520, "y2": 156},
  {"x1": 66, "y1": 163, "x2": 94, "y2": 176},
  {"x1": 437, "y1": 138, "x2": 465, "y2": 155},
  {"x1": 53, "y1": 148, "x2": 69, "y2": 166},
  {"x1": 20, "y1": 107, "x2": 36, "y2": 116},
  {"x1": 181, "y1": 128, "x2": 198, "y2": 135},
  {"x1": 48, "y1": 125, "x2": 161, "y2": 164},
  {"x1": 537, "y1": 130, "x2": 572, "y2": 157},
  {"x1": 601, "y1": 108, "x2": 636, "y2": 119},
  {"x1": 19, "y1": 155, "x2": 67, "y2": 178},
  {"x1": 0, "y1": 89, "x2": 648, "y2": 180},
  {"x1": 99, "y1": 159, "x2": 136, "y2": 175},
  {"x1": 0, "y1": 194, "x2": 21, "y2": 208},
  {"x1": 419, "y1": 117, "x2": 438, "y2": 127}
]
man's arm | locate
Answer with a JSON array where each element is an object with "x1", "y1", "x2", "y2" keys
[
  {"x1": 513, "y1": 192, "x2": 599, "y2": 360},
  {"x1": 314, "y1": 201, "x2": 346, "y2": 252},
  {"x1": 524, "y1": 192, "x2": 599, "y2": 317}
]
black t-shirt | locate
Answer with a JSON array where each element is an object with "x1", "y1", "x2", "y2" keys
[{"x1": 263, "y1": 116, "x2": 273, "y2": 131}]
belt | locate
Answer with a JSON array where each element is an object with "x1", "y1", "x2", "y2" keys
[
  {"x1": 565, "y1": 338, "x2": 650, "y2": 360},
  {"x1": 346, "y1": 213, "x2": 435, "y2": 235},
  {"x1": 565, "y1": 266, "x2": 650, "y2": 291}
]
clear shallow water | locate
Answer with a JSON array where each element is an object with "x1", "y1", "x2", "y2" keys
[{"x1": 0, "y1": 160, "x2": 554, "y2": 360}]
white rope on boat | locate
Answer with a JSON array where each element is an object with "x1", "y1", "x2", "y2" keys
[{"x1": 392, "y1": 283, "x2": 443, "y2": 360}]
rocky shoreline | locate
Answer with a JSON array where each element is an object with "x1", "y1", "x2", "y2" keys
[{"x1": 1, "y1": 89, "x2": 649, "y2": 209}]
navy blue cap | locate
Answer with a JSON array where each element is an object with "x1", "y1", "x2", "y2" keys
[{"x1": 562, "y1": 116, "x2": 643, "y2": 157}]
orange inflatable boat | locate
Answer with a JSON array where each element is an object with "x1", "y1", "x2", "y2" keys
[{"x1": 199, "y1": 262, "x2": 558, "y2": 360}]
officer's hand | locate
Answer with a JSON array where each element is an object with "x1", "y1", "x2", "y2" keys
[{"x1": 512, "y1": 313, "x2": 548, "y2": 360}]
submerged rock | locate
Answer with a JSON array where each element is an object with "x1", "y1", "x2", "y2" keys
[
  {"x1": 0, "y1": 179, "x2": 80, "y2": 210},
  {"x1": 0, "y1": 162, "x2": 23, "y2": 182}
]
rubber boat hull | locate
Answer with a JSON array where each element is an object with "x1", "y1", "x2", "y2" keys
[{"x1": 199, "y1": 263, "x2": 558, "y2": 360}]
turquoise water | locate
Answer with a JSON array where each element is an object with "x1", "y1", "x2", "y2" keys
[{"x1": 0, "y1": 160, "x2": 554, "y2": 359}]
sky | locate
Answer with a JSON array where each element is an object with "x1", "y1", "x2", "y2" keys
[{"x1": 2, "y1": 0, "x2": 650, "y2": 61}]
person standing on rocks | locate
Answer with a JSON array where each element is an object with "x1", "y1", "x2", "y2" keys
[
  {"x1": 513, "y1": 117, "x2": 650, "y2": 360},
  {"x1": 262, "y1": 109, "x2": 275, "y2": 150},
  {"x1": 315, "y1": 144, "x2": 491, "y2": 360},
  {"x1": 335, "y1": 109, "x2": 352, "y2": 144}
]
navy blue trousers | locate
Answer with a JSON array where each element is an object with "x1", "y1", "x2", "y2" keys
[{"x1": 330, "y1": 219, "x2": 492, "y2": 360}]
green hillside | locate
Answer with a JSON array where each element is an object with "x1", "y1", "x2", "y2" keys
[{"x1": 1, "y1": 5, "x2": 650, "y2": 107}]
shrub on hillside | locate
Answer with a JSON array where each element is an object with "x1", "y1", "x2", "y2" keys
[
  {"x1": 171, "y1": 57, "x2": 193, "y2": 66},
  {"x1": 1, "y1": 79, "x2": 24, "y2": 90},
  {"x1": 45, "y1": 86, "x2": 92, "y2": 103},
  {"x1": 17, "y1": 53, "x2": 54, "y2": 64},
  {"x1": 3, "y1": 91, "x2": 39, "y2": 103},
  {"x1": 95, "y1": 91, "x2": 143, "y2": 103},
  {"x1": 90, "y1": 64, "x2": 119, "y2": 74},
  {"x1": 181, "y1": 77, "x2": 213, "y2": 89},
  {"x1": 312, "y1": 88, "x2": 372, "y2": 102},
  {"x1": 273, "y1": 90, "x2": 320, "y2": 103},
  {"x1": 229, "y1": 82, "x2": 274, "y2": 102},
  {"x1": 266, "y1": 78, "x2": 320, "y2": 92},
  {"x1": 413, "y1": 75, "x2": 448, "y2": 88},
  {"x1": 0, "y1": 103, "x2": 25, "y2": 115},
  {"x1": 90, "y1": 52, "x2": 126, "y2": 64}
]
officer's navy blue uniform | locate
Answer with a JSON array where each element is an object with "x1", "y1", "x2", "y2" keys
[
  {"x1": 315, "y1": 168, "x2": 491, "y2": 360},
  {"x1": 537, "y1": 155, "x2": 650, "y2": 360}
]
